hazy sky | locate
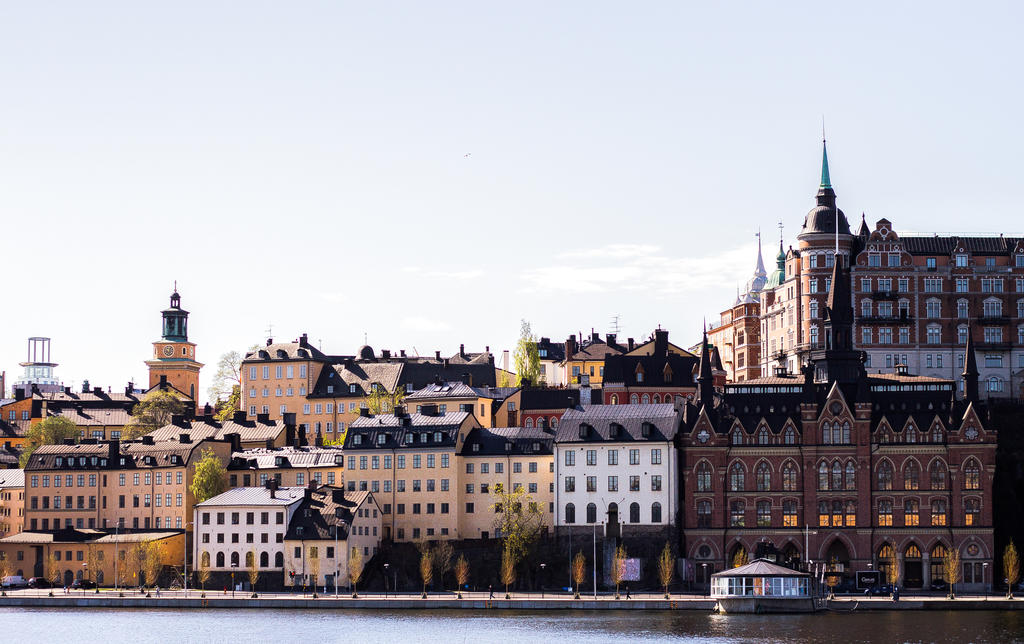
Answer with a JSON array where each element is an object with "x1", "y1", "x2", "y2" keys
[{"x1": 2, "y1": 2, "x2": 1022, "y2": 400}]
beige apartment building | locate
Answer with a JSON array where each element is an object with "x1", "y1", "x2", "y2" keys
[
  {"x1": 23, "y1": 436, "x2": 233, "y2": 532},
  {"x1": 0, "y1": 470, "x2": 25, "y2": 538},
  {"x1": 458, "y1": 427, "x2": 554, "y2": 540},
  {"x1": 342, "y1": 405, "x2": 479, "y2": 542}
]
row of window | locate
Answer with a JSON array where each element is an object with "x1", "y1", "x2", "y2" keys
[
  {"x1": 696, "y1": 497, "x2": 982, "y2": 528},
  {"x1": 348, "y1": 454, "x2": 451, "y2": 470},
  {"x1": 563, "y1": 448, "x2": 663, "y2": 466},
  {"x1": 30, "y1": 471, "x2": 185, "y2": 489},
  {"x1": 563, "y1": 501, "x2": 663, "y2": 524},
  {"x1": 563, "y1": 474, "x2": 663, "y2": 493},
  {"x1": 859, "y1": 325, "x2": 1019, "y2": 346},
  {"x1": 345, "y1": 479, "x2": 452, "y2": 494},
  {"x1": 249, "y1": 364, "x2": 309, "y2": 380},
  {"x1": 28, "y1": 516, "x2": 183, "y2": 530}
]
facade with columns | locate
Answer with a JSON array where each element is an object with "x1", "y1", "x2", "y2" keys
[{"x1": 680, "y1": 262, "x2": 996, "y2": 591}]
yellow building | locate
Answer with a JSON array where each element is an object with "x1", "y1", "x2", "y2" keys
[
  {"x1": 458, "y1": 427, "x2": 554, "y2": 540},
  {"x1": 562, "y1": 333, "x2": 628, "y2": 387},
  {"x1": 342, "y1": 405, "x2": 479, "y2": 542},
  {"x1": 404, "y1": 382, "x2": 519, "y2": 428},
  {"x1": 0, "y1": 470, "x2": 25, "y2": 538}
]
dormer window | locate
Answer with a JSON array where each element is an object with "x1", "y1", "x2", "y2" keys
[
  {"x1": 377, "y1": 434, "x2": 387, "y2": 445},
  {"x1": 578, "y1": 424, "x2": 589, "y2": 439},
  {"x1": 532, "y1": 442, "x2": 540, "y2": 452},
  {"x1": 349, "y1": 384, "x2": 357, "y2": 394},
  {"x1": 56, "y1": 457, "x2": 63, "y2": 467},
  {"x1": 404, "y1": 434, "x2": 414, "y2": 445},
  {"x1": 641, "y1": 423, "x2": 652, "y2": 438},
  {"x1": 79, "y1": 457, "x2": 86, "y2": 466},
  {"x1": 955, "y1": 253, "x2": 969, "y2": 268},
  {"x1": 119, "y1": 458, "x2": 126, "y2": 466},
  {"x1": 327, "y1": 385, "x2": 334, "y2": 394},
  {"x1": 504, "y1": 442, "x2": 512, "y2": 451},
  {"x1": 352, "y1": 435, "x2": 362, "y2": 446},
  {"x1": 472, "y1": 443, "x2": 480, "y2": 452},
  {"x1": 100, "y1": 459, "x2": 107, "y2": 466},
  {"x1": 90, "y1": 457, "x2": 97, "y2": 466},
  {"x1": 419, "y1": 433, "x2": 427, "y2": 444},
  {"x1": 609, "y1": 423, "x2": 622, "y2": 439},
  {"x1": 433, "y1": 431, "x2": 442, "y2": 443}
]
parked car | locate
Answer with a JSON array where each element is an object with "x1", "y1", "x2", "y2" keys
[
  {"x1": 1, "y1": 576, "x2": 27, "y2": 588},
  {"x1": 929, "y1": 580, "x2": 949, "y2": 592},
  {"x1": 27, "y1": 578, "x2": 51, "y2": 589},
  {"x1": 70, "y1": 579, "x2": 96, "y2": 590},
  {"x1": 865, "y1": 584, "x2": 892, "y2": 596}
]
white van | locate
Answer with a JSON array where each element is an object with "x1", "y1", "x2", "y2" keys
[{"x1": 1, "y1": 575, "x2": 27, "y2": 588}]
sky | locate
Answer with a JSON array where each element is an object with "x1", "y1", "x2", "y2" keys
[{"x1": 1, "y1": 2, "x2": 1022, "y2": 401}]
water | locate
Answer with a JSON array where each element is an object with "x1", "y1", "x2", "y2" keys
[{"x1": 5, "y1": 607, "x2": 1023, "y2": 643}]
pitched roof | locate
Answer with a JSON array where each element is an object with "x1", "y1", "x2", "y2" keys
[
  {"x1": 196, "y1": 486, "x2": 307, "y2": 507},
  {"x1": 230, "y1": 446, "x2": 345, "y2": 470},
  {"x1": 556, "y1": 404, "x2": 678, "y2": 443},
  {"x1": 900, "y1": 235, "x2": 1024, "y2": 256},
  {"x1": 712, "y1": 559, "x2": 808, "y2": 577},
  {"x1": 0, "y1": 469, "x2": 25, "y2": 488},
  {"x1": 405, "y1": 382, "x2": 516, "y2": 401},
  {"x1": 51, "y1": 408, "x2": 134, "y2": 426},
  {"x1": 244, "y1": 340, "x2": 329, "y2": 363},
  {"x1": 284, "y1": 487, "x2": 373, "y2": 541},
  {"x1": 520, "y1": 387, "x2": 579, "y2": 411},
  {"x1": 345, "y1": 411, "x2": 475, "y2": 450},
  {"x1": 460, "y1": 426, "x2": 553, "y2": 456},
  {"x1": 147, "y1": 418, "x2": 289, "y2": 444}
]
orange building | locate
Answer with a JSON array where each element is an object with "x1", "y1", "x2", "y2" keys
[{"x1": 145, "y1": 289, "x2": 203, "y2": 406}]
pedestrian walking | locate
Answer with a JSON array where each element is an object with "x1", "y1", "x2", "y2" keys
[
  {"x1": 625, "y1": 584, "x2": 631, "y2": 599},
  {"x1": 488, "y1": 585, "x2": 494, "y2": 599}
]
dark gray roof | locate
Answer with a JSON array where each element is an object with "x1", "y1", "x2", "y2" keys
[
  {"x1": 230, "y1": 446, "x2": 344, "y2": 470},
  {"x1": 556, "y1": 404, "x2": 678, "y2": 443},
  {"x1": 461, "y1": 426, "x2": 553, "y2": 456},
  {"x1": 900, "y1": 235, "x2": 1024, "y2": 256},
  {"x1": 147, "y1": 418, "x2": 289, "y2": 444},
  {"x1": 406, "y1": 382, "x2": 516, "y2": 401},
  {"x1": 284, "y1": 487, "x2": 374, "y2": 541},
  {"x1": 244, "y1": 340, "x2": 329, "y2": 363},
  {"x1": 345, "y1": 410, "x2": 476, "y2": 451}
]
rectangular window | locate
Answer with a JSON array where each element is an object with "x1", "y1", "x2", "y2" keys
[
  {"x1": 607, "y1": 451, "x2": 618, "y2": 466},
  {"x1": 607, "y1": 476, "x2": 618, "y2": 492},
  {"x1": 651, "y1": 449, "x2": 662, "y2": 465},
  {"x1": 629, "y1": 475, "x2": 640, "y2": 491},
  {"x1": 586, "y1": 476, "x2": 597, "y2": 492},
  {"x1": 564, "y1": 451, "x2": 575, "y2": 466},
  {"x1": 586, "y1": 450, "x2": 597, "y2": 466}
]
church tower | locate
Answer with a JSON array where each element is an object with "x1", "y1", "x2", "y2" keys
[{"x1": 145, "y1": 288, "x2": 203, "y2": 405}]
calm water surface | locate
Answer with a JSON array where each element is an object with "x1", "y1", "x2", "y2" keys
[{"x1": 5, "y1": 607, "x2": 1023, "y2": 643}]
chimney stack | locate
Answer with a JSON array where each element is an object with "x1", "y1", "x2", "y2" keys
[
  {"x1": 435, "y1": 350, "x2": 442, "y2": 361},
  {"x1": 299, "y1": 333, "x2": 308, "y2": 347}
]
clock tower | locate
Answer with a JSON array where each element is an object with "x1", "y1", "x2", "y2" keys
[{"x1": 146, "y1": 288, "x2": 203, "y2": 405}]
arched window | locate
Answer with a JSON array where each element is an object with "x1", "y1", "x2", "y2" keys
[
  {"x1": 782, "y1": 462, "x2": 798, "y2": 491},
  {"x1": 929, "y1": 460, "x2": 947, "y2": 489},
  {"x1": 964, "y1": 459, "x2": 981, "y2": 490},
  {"x1": 831, "y1": 461, "x2": 843, "y2": 490},
  {"x1": 987, "y1": 376, "x2": 1003, "y2": 393},
  {"x1": 731, "y1": 427, "x2": 743, "y2": 445},
  {"x1": 818, "y1": 462, "x2": 829, "y2": 490},
  {"x1": 931, "y1": 425, "x2": 943, "y2": 443},
  {"x1": 904, "y1": 499, "x2": 920, "y2": 525},
  {"x1": 525, "y1": 417, "x2": 534, "y2": 429},
  {"x1": 652, "y1": 394, "x2": 661, "y2": 403},
  {"x1": 696, "y1": 462, "x2": 713, "y2": 492},
  {"x1": 565, "y1": 503, "x2": 576, "y2": 524},
  {"x1": 878, "y1": 543, "x2": 896, "y2": 581},
  {"x1": 783, "y1": 427, "x2": 796, "y2": 445},
  {"x1": 201, "y1": 551, "x2": 211, "y2": 568},
  {"x1": 586, "y1": 502, "x2": 597, "y2": 524},
  {"x1": 730, "y1": 500, "x2": 745, "y2": 527},
  {"x1": 757, "y1": 501, "x2": 772, "y2": 527},
  {"x1": 822, "y1": 421, "x2": 832, "y2": 444},
  {"x1": 641, "y1": 394, "x2": 650, "y2": 404},
  {"x1": 216, "y1": 552, "x2": 225, "y2": 567},
  {"x1": 651, "y1": 502, "x2": 662, "y2": 523},
  {"x1": 957, "y1": 299, "x2": 969, "y2": 319},
  {"x1": 906, "y1": 425, "x2": 917, "y2": 443},
  {"x1": 845, "y1": 461, "x2": 856, "y2": 489},
  {"x1": 930, "y1": 544, "x2": 947, "y2": 582},
  {"x1": 230, "y1": 552, "x2": 240, "y2": 567},
  {"x1": 697, "y1": 500, "x2": 712, "y2": 527},
  {"x1": 931, "y1": 499, "x2": 947, "y2": 526},
  {"x1": 729, "y1": 463, "x2": 745, "y2": 491},
  {"x1": 245, "y1": 551, "x2": 254, "y2": 567},
  {"x1": 275, "y1": 552, "x2": 284, "y2": 568},
  {"x1": 260, "y1": 552, "x2": 269, "y2": 567},
  {"x1": 550, "y1": 417, "x2": 558, "y2": 429},
  {"x1": 783, "y1": 500, "x2": 798, "y2": 526},
  {"x1": 610, "y1": 395, "x2": 618, "y2": 405},
  {"x1": 878, "y1": 500, "x2": 893, "y2": 526},
  {"x1": 630, "y1": 394, "x2": 639, "y2": 404},
  {"x1": 841, "y1": 422, "x2": 850, "y2": 444},
  {"x1": 904, "y1": 460, "x2": 920, "y2": 490},
  {"x1": 877, "y1": 461, "x2": 893, "y2": 490},
  {"x1": 964, "y1": 498, "x2": 981, "y2": 525},
  {"x1": 629, "y1": 502, "x2": 640, "y2": 523},
  {"x1": 845, "y1": 500, "x2": 857, "y2": 526},
  {"x1": 756, "y1": 462, "x2": 771, "y2": 491}
]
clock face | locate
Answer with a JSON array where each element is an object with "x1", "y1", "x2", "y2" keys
[
  {"x1": 965, "y1": 427, "x2": 978, "y2": 440},
  {"x1": 163, "y1": 345, "x2": 175, "y2": 357},
  {"x1": 697, "y1": 429, "x2": 710, "y2": 444}
]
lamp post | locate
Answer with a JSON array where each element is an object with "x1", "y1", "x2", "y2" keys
[
  {"x1": 384, "y1": 563, "x2": 390, "y2": 599},
  {"x1": 702, "y1": 563, "x2": 708, "y2": 598},
  {"x1": 113, "y1": 521, "x2": 120, "y2": 594},
  {"x1": 231, "y1": 563, "x2": 238, "y2": 599},
  {"x1": 984, "y1": 562, "x2": 990, "y2": 599},
  {"x1": 183, "y1": 521, "x2": 193, "y2": 598},
  {"x1": 334, "y1": 525, "x2": 339, "y2": 599},
  {"x1": 82, "y1": 563, "x2": 88, "y2": 594},
  {"x1": 539, "y1": 563, "x2": 546, "y2": 599}
]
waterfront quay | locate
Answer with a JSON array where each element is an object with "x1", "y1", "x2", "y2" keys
[{"x1": 2, "y1": 588, "x2": 1023, "y2": 612}]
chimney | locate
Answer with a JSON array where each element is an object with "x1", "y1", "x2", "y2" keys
[
  {"x1": 503, "y1": 349, "x2": 510, "y2": 373},
  {"x1": 297, "y1": 424, "x2": 307, "y2": 448},
  {"x1": 568, "y1": 395, "x2": 576, "y2": 410},
  {"x1": 62, "y1": 437, "x2": 75, "y2": 445},
  {"x1": 400, "y1": 350, "x2": 406, "y2": 358},
  {"x1": 565, "y1": 335, "x2": 577, "y2": 358},
  {"x1": 233, "y1": 410, "x2": 247, "y2": 423},
  {"x1": 64, "y1": 386, "x2": 72, "y2": 395},
  {"x1": 82, "y1": 380, "x2": 90, "y2": 393},
  {"x1": 654, "y1": 329, "x2": 668, "y2": 357},
  {"x1": 459, "y1": 344, "x2": 466, "y2": 358},
  {"x1": 435, "y1": 350, "x2": 442, "y2": 361},
  {"x1": 315, "y1": 427, "x2": 324, "y2": 447},
  {"x1": 591, "y1": 331, "x2": 599, "y2": 343},
  {"x1": 299, "y1": 333, "x2": 308, "y2": 347},
  {"x1": 256, "y1": 413, "x2": 270, "y2": 423},
  {"x1": 31, "y1": 383, "x2": 40, "y2": 395},
  {"x1": 381, "y1": 350, "x2": 391, "y2": 360},
  {"x1": 265, "y1": 478, "x2": 277, "y2": 498},
  {"x1": 393, "y1": 405, "x2": 405, "y2": 417},
  {"x1": 13, "y1": 387, "x2": 24, "y2": 402},
  {"x1": 285, "y1": 423, "x2": 296, "y2": 447},
  {"x1": 420, "y1": 404, "x2": 438, "y2": 417},
  {"x1": 125, "y1": 382, "x2": 134, "y2": 395},
  {"x1": 359, "y1": 407, "x2": 371, "y2": 417},
  {"x1": 141, "y1": 435, "x2": 155, "y2": 445},
  {"x1": 461, "y1": 372, "x2": 471, "y2": 386},
  {"x1": 225, "y1": 432, "x2": 242, "y2": 453},
  {"x1": 332, "y1": 488, "x2": 345, "y2": 504},
  {"x1": 203, "y1": 403, "x2": 213, "y2": 417},
  {"x1": 443, "y1": 358, "x2": 450, "y2": 369},
  {"x1": 283, "y1": 412, "x2": 296, "y2": 426},
  {"x1": 179, "y1": 433, "x2": 192, "y2": 444},
  {"x1": 304, "y1": 486, "x2": 313, "y2": 501},
  {"x1": 607, "y1": 333, "x2": 617, "y2": 347},
  {"x1": 171, "y1": 414, "x2": 185, "y2": 426},
  {"x1": 628, "y1": 338, "x2": 635, "y2": 351},
  {"x1": 266, "y1": 337, "x2": 273, "y2": 346},
  {"x1": 108, "y1": 440, "x2": 119, "y2": 461}
]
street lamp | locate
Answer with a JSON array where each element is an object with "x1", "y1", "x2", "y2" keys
[
  {"x1": 183, "y1": 522, "x2": 193, "y2": 598},
  {"x1": 82, "y1": 563, "x2": 88, "y2": 594},
  {"x1": 384, "y1": 563, "x2": 390, "y2": 599},
  {"x1": 539, "y1": 563, "x2": 546, "y2": 599},
  {"x1": 702, "y1": 563, "x2": 708, "y2": 598},
  {"x1": 984, "y1": 562, "x2": 990, "y2": 598}
]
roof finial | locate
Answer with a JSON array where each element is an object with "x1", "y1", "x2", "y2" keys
[
  {"x1": 820, "y1": 120, "x2": 832, "y2": 189},
  {"x1": 173, "y1": 279, "x2": 178, "y2": 294}
]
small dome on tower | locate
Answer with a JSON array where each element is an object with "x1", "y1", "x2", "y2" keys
[{"x1": 358, "y1": 345, "x2": 375, "y2": 360}]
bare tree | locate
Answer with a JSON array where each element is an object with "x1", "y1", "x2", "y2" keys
[
  {"x1": 657, "y1": 542, "x2": 674, "y2": 599},
  {"x1": 86, "y1": 545, "x2": 101, "y2": 588},
  {"x1": 348, "y1": 546, "x2": 364, "y2": 598},
  {"x1": 571, "y1": 552, "x2": 586, "y2": 599},
  {"x1": 197, "y1": 552, "x2": 211, "y2": 596},
  {"x1": 0, "y1": 555, "x2": 10, "y2": 595},
  {"x1": 47, "y1": 551, "x2": 61, "y2": 590},
  {"x1": 309, "y1": 548, "x2": 321, "y2": 596},
  {"x1": 611, "y1": 544, "x2": 627, "y2": 599},
  {"x1": 433, "y1": 541, "x2": 454, "y2": 592},
  {"x1": 420, "y1": 550, "x2": 433, "y2": 598},
  {"x1": 454, "y1": 555, "x2": 470, "y2": 599},
  {"x1": 1004, "y1": 542, "x2": 1020, "y2": 600},
  {"x1": 501, "y1": 544, "x2": 516, "y2": 599},
  {"x1": 247, "y1": 549, "x2": 260, "y2": 597},
  {"x1": 944, "y1": 548, "x2": 961, "y2": 599},
  {"x1": 144, "y1": 541, "x2": 164, "y2": 589}
]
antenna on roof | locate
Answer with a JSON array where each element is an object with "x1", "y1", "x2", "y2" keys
[{"x1": 610, "y1": 314, "x2": 622, "y2": 334}]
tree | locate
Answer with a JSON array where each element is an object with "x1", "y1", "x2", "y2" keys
[
  {"x1": 197, "y1": 552, "x2": 211, "y2": 596},
  {"x1": 309, "y1": 548, "x2": 321, "y2": 596},
  {"x1": 611, "y1": 544, "x2": 627, "y2": 599},
  {"x1": 19, "y1": 416, "x2": 80, "y2": 467},
  {"x1": 144, "y1": 541, "x2": 164, "y2": 588},
  {"x1": 348, "y1": 546, "x2": 364, "y2": 598},
  {"x1": 209, "y1": 350, "x2": 243, "y2": 418},
  {"x1": 190, "y1": 448, "x2": 228, "y2": 503},
  {"x1": 433, "y1": 541, "x2": 454, "y2": 592},
  {"x1": 454, "y1": 555, "x2": 470, "y2": 599},
  {"x1": 47, "y1": 551, "x2": 61, "y2": 588},
  {"x1": 365, "y1": 386, "x2": 405, "y2": 416},
  {"x1": 501, "y1": 544, "x2": 516, "y2": 599},
  {"x1": 732, "y1": 548, "x2": 749, "y2": 569},
  {"x1": 657, "y1": 542, "x2": 674, "y2": 599},
  {"x1": 490, "y1": 484, "x2": 544, "y2": 572},
  {"x1": 513, "y1": 320, "x2": 540, "y2": 386},
  {"x1": 419, "y1": 550, "x2": 433, "y2": 598},
  {"x1": 86, "y1": 545, "x2": 101, "y2": 587},
  {"x1": 1005, "y1": 542, "x2": 1020, "y2": 599},
  {"x1": 246, "y1": 548, "x2": 260, "y2": 596},
  {"x1": 885, "y1": 550, "x2": 901, "y2": 596},
  {"x1": 944, "y1": 548, "x2": 962, "y2": 599},
  {"x1": 128, "y1": 543, "x2": 145, "y2": 589},
  {"x1": 124, "y1": 390, "x2": 185, "y2": 440},
  {"x1": 0, "y1": 556, "x2": 9, "y2": 595},
  {"x1": 571, "y1": 552, "x2": 586, "y2": 599}
]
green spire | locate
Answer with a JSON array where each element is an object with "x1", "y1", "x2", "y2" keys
[{"x1": 820, "y1": 140, "x2": 832, "y2": 189}]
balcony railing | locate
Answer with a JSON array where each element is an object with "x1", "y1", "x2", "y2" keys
[{"x1": 860, "y1": 314, "x2": 914, "y2": 323}]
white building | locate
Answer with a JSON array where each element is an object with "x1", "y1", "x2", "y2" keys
[
  {"x1": 554, "y1": 404, "x2": 679, "y2": 538},
  {"x1": 193, "y1": 483, "x2": 305, "y2": 587}
]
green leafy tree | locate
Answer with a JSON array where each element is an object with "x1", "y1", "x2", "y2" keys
[
  {"x1": 513, "y1": 320, "x2": 540, "y2": 386},
  {"x1": 490, "y1": 484, "x2": 544, "y2": 568},
  {"x1": 20, "y1": 416, "x2": 80, "y2": 467},
  {"x1": 190, "y1": 449, "x2": 228, "y2": 503},
  {"x1": 365, "y1": 385, "x2": 405, "y2": 415},
  {"x1": 124, "y1": 390, "x2": 185, "y2": 440}
]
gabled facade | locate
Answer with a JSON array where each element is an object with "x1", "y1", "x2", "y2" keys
[{"x1": 602, "y1": 329, "x2": 699, "y2": 405}]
